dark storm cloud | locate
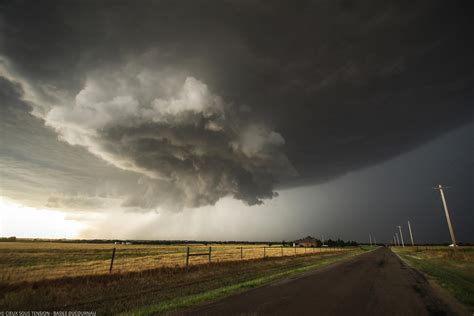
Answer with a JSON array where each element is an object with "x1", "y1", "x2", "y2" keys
[
  {"x1": 1, "y1": 0, "x2": 473, "y2": 209},
  {"x1": 0, "y1": 76, "x2": 143, "y2": 211}
]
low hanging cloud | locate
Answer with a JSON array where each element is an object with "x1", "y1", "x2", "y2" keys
[{"x1": 40, "y1": 65, "x2": 296, "y2": 209}]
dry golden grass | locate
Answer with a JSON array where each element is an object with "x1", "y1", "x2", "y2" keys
[
  {"x1": 0, "y1": 241, "x2": 348, "y2": 284},
  {"x1": 0, "y1": 248, "x2": 364, "y2": 314}
]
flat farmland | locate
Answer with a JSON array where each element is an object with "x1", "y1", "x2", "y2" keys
[
  {"x1": 0, "y1": 241, "x2": 362, "y2": 314},
  {"x1": 0, "y1": 241, "x2": 346, "y2": 284}
]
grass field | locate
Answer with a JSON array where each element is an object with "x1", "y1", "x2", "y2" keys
[
  {"x1": 0, "y1": 241, "x2": 368, "y2": 314},
  {"x1": 392, "y1": 246, "x2": 474, "y2": 312},
  {"x1": 0, "y1": 241, "x2": 346, "y2": 284}
]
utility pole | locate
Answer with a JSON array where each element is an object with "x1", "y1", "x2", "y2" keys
[
  {"x1": 369, "y1": 233, "x2": 372, "y2": 246},
  {"x1": 398, "y1": 226, "x2": 405, "y2": 248},
  {"x1": 374, "y1": 237, "x2": 376, "y2": 245},
  {"x1": 434, "y1": 184, "x2": 458, "y2": 250},
  {"x1": 395, "y1": 233, "x2": 400, "y2": 247},
  {"x1": 393, "y1": 236, "x2": 397, "y2": 246},
  {"x1": 408, "y1": 221, "x2": 415, "y2": 246}
]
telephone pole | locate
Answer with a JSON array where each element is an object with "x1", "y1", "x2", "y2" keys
[
  {"x1": 398, "y1": 226, "x2": 405, "y2": 247},
  {"x1": 395, "y1": 233, "x2": 400, "y2": 247},
  {"x1": 393, "y1": 236, "x2": 397, "y2": 246},
  {"x1": 369, "y1": 234, "x2": 372, "y2": 246},
  {"x1": 408, "y1": 221, "x2": 415, "y2": 246},
  {"x1": 434, "y1": 184, "x2": 457, "y2": 250}
]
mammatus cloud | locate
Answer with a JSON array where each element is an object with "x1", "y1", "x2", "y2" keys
[{"x1": 6, "y1": 63, "x2": 295, "y2": 209}]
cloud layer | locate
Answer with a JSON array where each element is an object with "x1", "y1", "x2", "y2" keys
[
  {"x1": 4, "y1": 63, "x2": 295, "y2": 209},
  {"x1": 1, "y1": 0, "x2": 473, "y2": 212}
]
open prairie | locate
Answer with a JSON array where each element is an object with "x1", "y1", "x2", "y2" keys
[
  {"x1": 0, "y1": 241, "x2": 347, "y2": 284},
  {"x1": 0, "y1": 241, "x2": 361, "y2": 314}
]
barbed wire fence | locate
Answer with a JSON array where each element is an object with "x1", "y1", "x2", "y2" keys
[{"x1": 0, "y1": 244, "x2": 355, "y2": 284}]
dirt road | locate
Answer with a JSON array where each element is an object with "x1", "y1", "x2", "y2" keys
[{"x1": 180, "y1": 248, "x2": 467, "y2": 315}]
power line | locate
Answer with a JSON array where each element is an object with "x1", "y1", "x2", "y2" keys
[
  {"x1": 397, "y1": 225, "x2": 405, "y2": 248},
  {"x1": 408, "y1": 221, "x2": 415, "y2": 246},
  {"x1": 433, "y1": 184, "x2": 458, "y2": 250}
]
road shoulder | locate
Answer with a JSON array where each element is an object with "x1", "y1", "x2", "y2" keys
[{"x1": 392, "y1": 248, "x2": 471, "y2": 315}]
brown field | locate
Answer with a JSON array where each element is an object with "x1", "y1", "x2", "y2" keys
[
  {"x1": 0, "y1": 241, "x2": 364, "y2": 314},
  {"x1": 0, "y1": 241, "x2": 347, "y2": 284}
]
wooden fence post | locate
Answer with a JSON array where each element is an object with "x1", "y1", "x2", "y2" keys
[
  {"x1": 281, "y1": 246, "x2": 283, "y2": 256},
  {"x1": 209, "y1": 246, "x2": 212, "y2": 263},
  {"x1": 186, "y1": 247, "x2": 190, "y2": 267},
  {"x1": 305, "y1": 247, "x2": 306, "y2": 254},
  {"x1": 263, "y1": 246, "x2": 266, "y2": 258},
  {"x1": 240, "y1": 246, "x2": 243, "y2": 260},
  {"x1": 109, "y1": 247, "x2": 116, "y2": 273}
]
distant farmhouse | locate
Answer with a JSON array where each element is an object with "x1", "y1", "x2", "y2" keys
[{"x1": 294, "y1": 236, "x2": 318, "y2": 247}]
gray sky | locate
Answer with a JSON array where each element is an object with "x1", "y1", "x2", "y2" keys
[{"x1": 0, "y1": 0, "x2": 472, "y2": 242}]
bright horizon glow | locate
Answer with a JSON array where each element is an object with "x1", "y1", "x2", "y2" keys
[{"x1": 0, "y1": 198, "x2": 85, "y2": 239}]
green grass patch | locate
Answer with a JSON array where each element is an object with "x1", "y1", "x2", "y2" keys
[{"x1": 393, "y1": 247, "x2": 474, "y2": 312}]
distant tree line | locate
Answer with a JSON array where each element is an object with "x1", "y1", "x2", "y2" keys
[
  {"x1": 2, "y1": 237, "x2": 361, "y2": 246},
  {"x1": 282, "y1": 237, "x2": 359, "y2": 247},
  {"x1": 0, "y1": 236, "x2": 16, "y2": 242},
  {"x1": 6, "y1": 237, "x2": 473, "y2": 246},
  {"x1": 10, "y1": 238, "x2": 296, "y2": 245}
]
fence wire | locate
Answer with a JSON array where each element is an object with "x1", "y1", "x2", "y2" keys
[{"x1": 0, "y1": 244, "x2": 354, "y2": 284}]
